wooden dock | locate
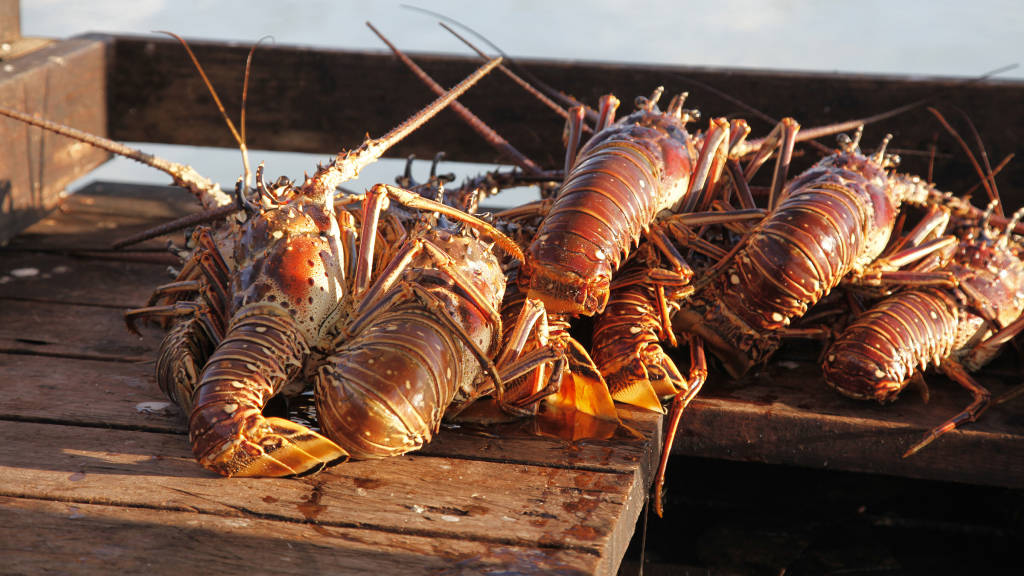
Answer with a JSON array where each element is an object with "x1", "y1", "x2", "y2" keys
[
  {"x1": 0, "y1": 182, "x2": 662, "y2": 575},
  {"x1": 2, "y1": 183, "x2": 1022, "y2": 575},
  {"x1": 1, "y1": 17, "x2": 1022, "y2": 573}
]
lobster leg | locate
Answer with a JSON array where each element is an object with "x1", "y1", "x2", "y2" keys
[
  {"x1": 156, "y1": 310, "x2": 218, "y2": 414},
  {"x1": 653, "y1": 333, "x2": 708, "y2": 517},
  {"x1": 564, "y1": 106, "x2": 586, "y2": 173},
  {"x1": 903, "y1": 360, "x2": 991, "y2": 457}
]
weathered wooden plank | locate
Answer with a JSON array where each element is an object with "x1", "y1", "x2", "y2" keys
[
  {"x1": 3, "y1": 181, "x2": 197, "y2": 252},
  {"x1": 0, "y1": 36, "x2": 111, "y2": 242},
  {"x1": 0, "y1": 420, "x2": 638, "y2": 564},
  {"x1": 106, "y1": 35, "x2": 1024, "y2": 206},
  {"x1": 671, "y1": 356, "x2": 1024, "y2": 489},
  {"x1": 0, "y1": 353, "x2": 181, "y2": 432},
  {"x1": 0, "y1": 251, "x2": 172, "y2": 305},
  {"x1": 0, "y1": 300, "x2": 158, "y2": 360},
  {"x1": 0, "y1": 347, "x2": 660, "y2": 478},
  {"x1": 0, "y1": 0, "x2": 18, "y2": 42},
  {"x1": 0, "y1": 495, "x2": 596, "y2": 575}
]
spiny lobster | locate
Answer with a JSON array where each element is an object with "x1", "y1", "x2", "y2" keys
[{"x1": 0, "y1": 43, "x2": 533, "y2": 476}]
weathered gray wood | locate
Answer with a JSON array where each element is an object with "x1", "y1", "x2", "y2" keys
[
  {"x1": 0, "y1": 495, "x2": 596, "y2": 575},
  {"x1": 0, "y1": 353, "x2": 182, "y2": 432},
  {"x1": 105, "y1": 35, "x2": 1024, "y2": 207},
  {"x1": 0, "y1": 299, "x2": 158, "y2": 360},
  {"x1": 0, "y1": 345, "x2": 661, "y2": 477},
  {"x1": 0, "y1": 251, "x2": 172, "y2": 306},
  {"x1": 0, "y1": 36, "x2": 111, "y2": 242},
  {"x1": 0, "y1": 420, "x2": 640, "y2": 564}
]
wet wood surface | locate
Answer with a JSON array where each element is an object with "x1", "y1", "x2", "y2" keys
[{"x1": 0, "y1": 182, "x2": 661, "y2": 576}]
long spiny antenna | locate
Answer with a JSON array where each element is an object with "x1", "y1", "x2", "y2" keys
[
  {"x1": 0, "y1": 106, "x2": 232, "y2": 210},
  {"x1": 927, "y1": 107, "x2": 1002, "y2": 216},
  {"x1": 401, "y1": 4, "x2": 596, "y2": 120},
  {"x1": 436, "y1": 22, "x2": 590, "y2": 132},
  {"x1": 157, "y1": 31, "x2": 254, "y2": 189},
  {"x1": 366, "y1": 22, "x2": 543, "y2": 176},
  {"x1": 955, "y1": 104, "x2": 1001, "y2": 215},
  {"x1": 306, "y1": 54, "x2": 504, "y2": 196}
]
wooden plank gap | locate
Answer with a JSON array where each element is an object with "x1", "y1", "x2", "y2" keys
[{"x1": 0, "y1": 348, "x2": 149, "y2": 364}]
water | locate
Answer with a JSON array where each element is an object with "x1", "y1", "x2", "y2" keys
[{"x1": 18, "y1": 0, "x2": 1024, "y2": 196}]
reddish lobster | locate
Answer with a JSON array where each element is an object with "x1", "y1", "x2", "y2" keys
[{"x1": 0, "y1": 48, "x2": 524, "y2": 476}]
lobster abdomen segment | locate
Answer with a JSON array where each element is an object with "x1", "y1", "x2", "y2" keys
[
  {"x1": 316, "y1": 306, "x2": 465, "y2": 458},
  {"x1": 525, "y1": 112, "x2": 695, "y2": 316},
  {"x1": 190, "y1": 305, "x2": 348, "y2": 476},
  {"x1": 823, "y1": 289, "x2": 959, "y2": 401}
]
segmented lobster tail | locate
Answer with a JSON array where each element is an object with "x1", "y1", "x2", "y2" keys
[
  {"x1": 591, "y1": 281, "x2": 681, "y2": 412},
  {"x1": 316, "y1": 304, "x2": 470, "y2": 459},
  {"x1": 677, "y1": 149, "x2": 897, "y2": 377},
  {"x1": 156, "y1": 315, "x2": 217, "y2": 413},
  {"x1": 190, "y1": 304, "x2": 347, "y2": 477},
  {"x1": 525, "y1": 108, "x2": 696, "y2": 316},
  {"x1": 823, "y1": 289, "x2": 959, "y2": 402}
]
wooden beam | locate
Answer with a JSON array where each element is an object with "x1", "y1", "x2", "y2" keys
[
  {"x1": 0, "y1": 0, "x2": 18, "y2": 43},
  {"x1": 0, "y1": 35, "x2": 111, "y2": 243},
  {"x1": 106, "y1": 34, "x2": 1024, "y2": 207}
]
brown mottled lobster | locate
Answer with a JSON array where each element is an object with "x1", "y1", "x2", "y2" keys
[{"x1": 0, "y1": 48, "x2": 544, "y2": 476}]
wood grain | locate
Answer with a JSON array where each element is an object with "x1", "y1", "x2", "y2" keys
[
  {"x1": 105, "y1": 35, "x2": 1024, "y2": 207},
  {"x1": 0, "y1": 37, "x2": 111, "y2": 242},
  {"x1": 0, "y1": 496, "x2": 596, "y2": 575}
]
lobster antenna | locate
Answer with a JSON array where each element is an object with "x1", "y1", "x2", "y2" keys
[
  {"x1": 926, "y1": 107, "x2": 1002, "y2": 216},
  {"x1": 157, "y1": 31, "x2": 253, "y2": 189},
  {"x1": 953, "y1": 104, "x2": 1001, "y2": 213},
  {"x1": 401, "y1": 4, "x2": 598, "y2": 121},
  {"x1": 1004, "y1": 207, "x2": 1024, "y2": 242},
  {"x1": 436, "y1": 22, "x2": 589, "y2": 132},
  {"x1": 311, "y1": 54, "x2": 504, "y2": 193},
  {"x1": 0, "y1": 106, "x2": 231, "y2": 210},
  {"x1": 111, "y1": 204, "x2": 240, "y2": 249},
  {"x1": 696, "y1": 64, "x2": 1017, "y2": 158},
  {"x1": 366, "y1": 22, "x2": 543, "y2": 176}
]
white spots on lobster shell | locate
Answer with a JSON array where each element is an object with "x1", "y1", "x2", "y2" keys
[
  {"x1": 873, "y1": 369, "x2": 886, "y2": 379},
  {"x1": 222, "y1": 402, "x2": 239, "y2": 414},
  {"x1": 730, "y1": 274, "x2": 741, "y2": 285},
  {"x1": 771, "y1": 312, "x2": 785, "y2": 323},
  {"x1": 255, "y1": 326, "x2": 267, "y2": 333},
  {"x1": 595, "y1": 249, "x2": 606, "y2": 261}
]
